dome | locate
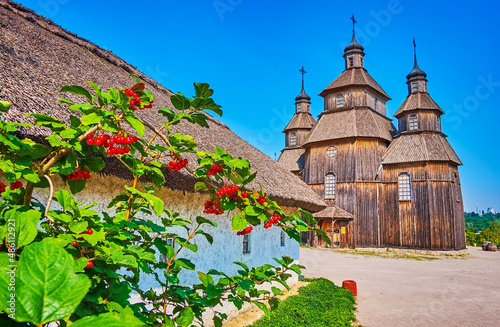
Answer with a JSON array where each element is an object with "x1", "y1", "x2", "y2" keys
[{"x1": 295, "y1": 88, "x2": 311, "y2": 102}]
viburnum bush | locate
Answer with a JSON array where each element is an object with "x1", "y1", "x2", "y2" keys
[{"x1": 0, "y1": 80, "x2": 330, "y2": 326}]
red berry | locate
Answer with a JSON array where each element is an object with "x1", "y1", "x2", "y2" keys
[
  {"x1": 85, "y1": 260, "x2": 94, "y2": 269},
  {"x1": 87, "y1": 229, "x2": 93, "y2": 235},
  {"x1": 241, "y1": 191, "x2": 248, "y2": 198},
  {"x1": 124, "y1": 146, "x2": 130, "y2": 153},
  {"x1": 86, "y1": 134, "x2": 93, "y2": 139},
  {"x1": 86, "y1": 139, "x2": 94, "y2": 145},
  {"x1": 72, "y1": 241, "x2": 78, "y2": 246}
]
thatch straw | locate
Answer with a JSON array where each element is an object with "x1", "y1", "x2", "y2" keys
[{"x1": 0, "y1": 0, "x2": 326, "y2": 212}]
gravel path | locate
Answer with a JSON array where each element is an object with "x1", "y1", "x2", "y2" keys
[{"x1": 300, "y1": 246, "x2": 500, "y2": 327}]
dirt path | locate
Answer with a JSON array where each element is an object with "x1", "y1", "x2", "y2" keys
[{"x1": 300, "y1": 246, "x2": 500, "y2": 327}]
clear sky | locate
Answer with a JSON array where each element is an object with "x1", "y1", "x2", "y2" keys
[{"x1": 17, "y1": 0, "x2": 500, "y2": 212}]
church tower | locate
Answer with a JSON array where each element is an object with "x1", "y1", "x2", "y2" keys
[
  {"x1": 301, "y1": 16, "x2": 395, "y2": 248},
  {"x1": 277, "y1": 67, "x2": 316, "y2": 175},
  {"x1": 380, "y1": 41, "x2": 466, "y2": 250}
]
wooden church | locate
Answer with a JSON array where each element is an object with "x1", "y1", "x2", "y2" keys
[{"x1": 278, "y1": 24, "x2": 466, "y2": 251}]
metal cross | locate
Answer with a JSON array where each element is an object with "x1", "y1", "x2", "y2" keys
[
  {"x1": 350, "y1": 13, "x2": 357, "y2": 31},
  {"x1": 299, "y1": 66, "x2": 307, "y2": 83}
]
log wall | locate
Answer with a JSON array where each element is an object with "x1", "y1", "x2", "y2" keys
[{"x1": 380, "y1": 162, "x2": 466, "y2": 250}]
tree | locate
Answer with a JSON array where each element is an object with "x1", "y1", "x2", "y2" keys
[{"x1": 0, "y1": 80, "x2": 329, "y2": 326}]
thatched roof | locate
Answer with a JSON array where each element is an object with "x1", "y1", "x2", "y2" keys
[
  {"x1": 0, "y1": 0, "x2": 326, "y2": 212},
  {"x1": 313, "y1": 206, "x2": 353, "y2": 220},
  {"x1": 303, "y1": 107, "x2": 395, "y2": 145},
  {"x1": 319, "y1": 68, "x2": 391, "y2": 100},
  {"x1": 381, "y1": 132, "x2": 462, "y2": 165},
  {"x1": 282, "y1": 112, "x2": 316, "y2": 132},
  {"x1": 394, "y1": 92, "x2": 444, "y2": 117},
  {"x1": 277, "y1": 148, "x2": 305, "y2": 173}
]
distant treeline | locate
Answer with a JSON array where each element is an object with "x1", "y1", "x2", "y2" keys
[
  {"x1": 465, "y1": 212, "x2": 500, "y2": 246},
  {"x1": 465, "y1": 212, "x2": 500, "y2": 232}
]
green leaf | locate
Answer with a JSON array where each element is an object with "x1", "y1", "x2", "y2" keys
[
  {"x1": 60, "y1": 128, "x2": 78, "y2": 139},
  {"x1": 56, "y1": 188, "x2": 74, "y2": 210},
  {"x1": 0, "y1": 100, "x2": 11, "y2": 112},
  {"x1": 11, "y1": 243, "x2": 90, "y2": 324},
  {"x1": 171, "y1": 94, "x2": 191, "y2": 110},
  {"x1": 194, "y1": 82, "x2": 213, "y2": 98},
  {"x1": 69, "y1": 220, "x2": 88, "y2": 234},
  {"x1": 314, "y1": 228, "x2": 331, "y2": 246},
  {"x1": 70, "y1": 311, "x2": 144, "y2": 327},
  {"x1": 125, "y1": 186, "x2": 164, "y2": 217},
  {"x1": 271, "y1": 286, "x2": 283, "y2": 296},
  {"x1": 125, "y1": 115, "x2": 145, "y2": 137},
  {"x1": 81, "y1": 157, "x2": 105, "y2": 172},
  {"x1": 298, "y1": 208, "x2": 316, "y2": 225},
  {"x1": 176, "y1": 306, "x2": 194, "y2": 327},
  {"x1": 196, "y1": 216, "x2": 218, "y2": 228},
  {"x1": 231, "y1": 214, "x2": 247, "y2": 231},
  {"x1": 194, "y1": 182, "x2": 208, "y2": 191},
  {"x1": 81, "y1": 113, "x2": 102, "y2": 126},
  {"x1": 68, "y1": 179, "x2": 87, "y2": 194},
  {"x1": 21, "y1": 169, "x2": 40, "y2": 183},
  {"x1": 82, "y1": 230, "x2": 106, "y2": 246},
  {"x1": 206, "y1": 284, "x2": 225, "y2": 299},
  {"x1": 60, "y1": 85, "x2": 94, "y2": 102},
  {"x1": 14, "y1": 209, "x2": 41, "y2": 247},
  {"x1": 253, "y1": 301, "x2": 270, "y2": 315},
  {"x1": 154, "y1": 238, "x2": 175, "y2": 258},
  {"x1": 175, "y1": 258, "x2": 195, "y2": 271},
  {"x1": 229, "y1": 158, "x2": 249, "y2": 169}
]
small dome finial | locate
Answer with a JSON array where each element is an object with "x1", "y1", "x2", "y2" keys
[
  {"x1": 295, "y1": 66, "x2": 311, "y2": 102},
  {"x1": 406, "y1": 38, "x2": 427, "y2": 81},
  {"x1": 344, "y1": 14, "x2": 364, "y2": 53}
]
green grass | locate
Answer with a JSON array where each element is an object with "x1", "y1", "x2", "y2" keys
[{"x1": 250, "y1": 278, "x2": 356, "y2": 327}]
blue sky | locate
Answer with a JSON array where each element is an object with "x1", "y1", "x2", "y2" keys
[{"x1": 18, "y1": 0, "x2": 500, "y2": 212}]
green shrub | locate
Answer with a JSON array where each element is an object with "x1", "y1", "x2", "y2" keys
[{"x1": 251, "y1": 278, "x2": 356, "y2": 327}]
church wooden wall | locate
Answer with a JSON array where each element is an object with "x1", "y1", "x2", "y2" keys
[
  {"x1": 303, "y1": 138, "x2": 388, "y2": 247},
  {"x1": 380, "y1": 162, "x2": 466, "y2": 250},
  {"x1": 399, "y1": 111, "x2": 440, "y2": 132},
  {"x1": 323, "y1": 87, "x2": 386, "y2": 115},
  {"x1": 286, "y1": 129, "x2": 310, "y2": 147}
]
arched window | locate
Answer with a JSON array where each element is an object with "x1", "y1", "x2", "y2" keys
[
  {"x1": 336, "y1": 94, "x2": 344, "y2": 108},
  {"x1": 326, "y1": 146, "x2": 337, "y2": 158},
  {"x1": 290, "y1": 132, "x2": 296, "y2": 146},
  {"x1": 398, "y1": 173, "x2": 411, "y2": 201},
  {"x1": 436, "y1": 117, "x2": 440, "y2": 131},
  {"x1": 325, "y1": 173, "x2": 336, "y2": 199},
  {"x1": 297, "y1": 104, "x2": 302, "y2": 112},
  {"x1": 409, "y1": 114, "x2": 418, "y2": 130}
]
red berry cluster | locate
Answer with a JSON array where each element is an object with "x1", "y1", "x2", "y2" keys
[
  {"x1": 237, "y1": 225, "x2": 253, "y2": 236},
  {"x1": 167, "y1": 159, "x2": 188, "y2": 173},
  {"x1": 66, "y1": 168, "x2": 91, "y2": 181},
  {"x1": 216, "y1": 185, "x2": 239, "y2": 196},
  {"x1": 0, "y1": 183, "x2": 5, "y2": 194},
  {"x1": 124, "y1": 89, "x2": 153, "y2": 111},
  {"x1": 264, "y1": 215, "x2": 282, "y2": 229},
  {"x1": 203, "y1": 200, "x2": 223, "y2": 215},
  {"x1": 241, "y1": 191, "x2": 248, "y2": 198},
  {"x1": 10, "y1": 181, "x2": 23, "y2": 190},
  {"x1": 257, "y1": 196, "x2": 267, "y2": 205},
  {"x1": 207, "y1": 164, "x2": 223, "y2": 176},
  {"x1": 86, "y1": 133, "x2": 138, "y2": 156}
]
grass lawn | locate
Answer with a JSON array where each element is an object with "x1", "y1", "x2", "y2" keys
[{"x1": 250, "y1": 278, "x2": 356, "y2": 327}]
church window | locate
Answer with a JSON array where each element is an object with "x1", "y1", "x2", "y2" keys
[
  {"x1": 325, "y1": 173, "x2": 336, "y2": 199},
  {"x1": 326, "y1": 146, "x2": 337, "y2": 158},
  {"x1": 348, "y1": 56, "x2": 354, "y2": 68},
  {"x1": 243, "y1": 234, "x2": 250, "y2": 254},
  {"x1": 290, "y1": 132, "x2": 296, "y2": 146},
  {"x1": 409, "y1": 114, "x2": 418, "y2": 130},
  {"x1": 336, "y1": 94, "x2": 344, "y2": 108},
  {"x1": 298, "y1": 104, "x2": 302, "y2": 112},
  {"x1": 280, "y1": 230, "x2": 286, "y2": 247},
  {"x1": 412, "y1": 82, "x2": 418, "y2": 92},
  {"x1": 436, "y1": 117, "x2": 440, "y2": 130},
  {"x1": 398, "y1": 173, "x2": 411, "y2": 201},
  {"x1": 360, "y1": 57, "x2": 363, "y2": 67},
  {"x1": 374, "y1": 97, "x2": 378, "y2": 110}
]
